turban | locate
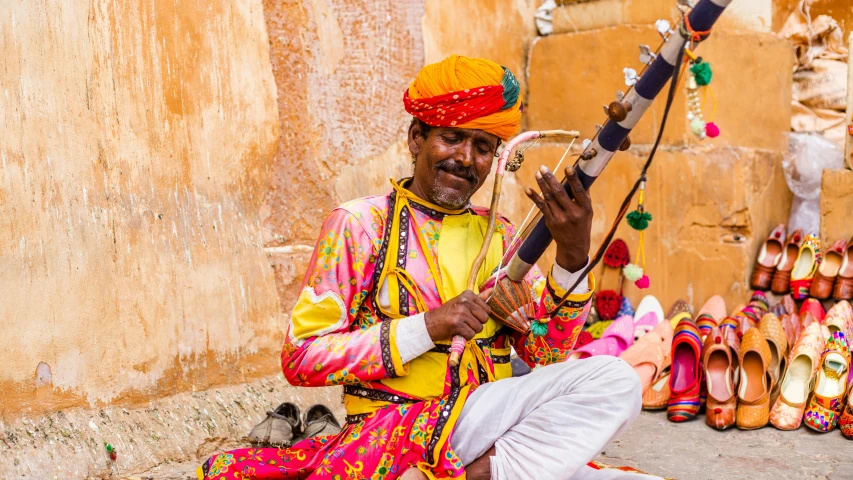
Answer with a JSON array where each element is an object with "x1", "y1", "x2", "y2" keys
[{"x1": 404, "y1": 55, "x2": 522, "y2": 140}]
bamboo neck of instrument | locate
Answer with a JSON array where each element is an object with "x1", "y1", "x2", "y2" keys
[{"x1": 467, "y1": 174, "x2": 504, "y2": 291}]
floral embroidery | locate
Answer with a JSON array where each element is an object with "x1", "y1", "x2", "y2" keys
[
  {"x1": 359, "y1": 355, "x2": 380, "y2": 375},
  {"x1": 368, "y1": 426, "x2": 388, "y2": 448},
  {"x1": 318, "y1": 231, "x2": 343, "y2": 271},
  {"x1": 208, "y1": 453, "x2": 235, "y2": 476}
]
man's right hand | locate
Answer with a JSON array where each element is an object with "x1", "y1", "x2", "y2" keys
[{"x1": 424, "y1": 289, "x2": 493, "y2": 342}]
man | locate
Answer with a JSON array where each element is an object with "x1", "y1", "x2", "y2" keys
[{"x1": 201, "y1": 55, "x2": 643, "y2": 480}]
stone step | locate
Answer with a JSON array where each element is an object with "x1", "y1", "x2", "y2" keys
[{"x1": 526, "y1": 25, "x2": 791, "y2": 152}]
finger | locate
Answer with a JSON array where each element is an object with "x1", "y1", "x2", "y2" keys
[
  {"x1": 469, "y1": 303, "x2": 490, "y2": 324},
  {"x1": 565, "y1": 166, "x2": 592, "y2": 210},
  {"x1": 542, "y1": 166, "x2": 574, "y2": 212},
  {"x1": 463, "y1": 314, "x2": 485, "y2": 334},
  {"x1": 534, "y1": 168, "x2": 554, "y2": 215},
  {"x1": 455, "y1": 323, "x2": 477, "y2": 341},
  {"x1": 525, "y1": 187, "x2": 546, "y2": 213},
  {"x1": 477, "y1": 288, "x2": 494, "y2": 302}
]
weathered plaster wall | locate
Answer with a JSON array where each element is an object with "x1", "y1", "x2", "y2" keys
[
  {"x1": 821, "y1": 169, "x2": 853, "y2": 244},
  {"x1": 1, "y1": 0, "x2": 284, "y2": 416}
]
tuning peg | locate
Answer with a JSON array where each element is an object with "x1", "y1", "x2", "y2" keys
[
  {"x1": 579, "y1": 148, "x2": 598, "y2": 161},
  {"x1": 619, "y1": 136, "x2": 631, "y2": 151},
  {"x1": 655, "y1": 19, "x2": 674, "y2": 38},
  {"x1": 582, "y1": 139, "x2": 592, "y2": 149},
  {"x1": 623, "y1": 67, "x2": 639, "y2": 86},
  {"x1": 606, "y1": 100, "x2": 633, "y2": 122},
  {"x1": 595, "y1": 124, "x2": 603, "y2": 132},
  {"x1": 616, "y1": 90, "x2": 625, "y2": 101},
  {"x1": 639, "y1": 45, "x2": 656, "y2": 65}
]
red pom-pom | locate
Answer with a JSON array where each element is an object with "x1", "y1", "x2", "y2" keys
[
  {"x1": 603, "y1": 239, "x2": 630, "y2": 268},
  {"x1": 575, "y1": 331, "x2": 594, "y2": 348},
  {"x1": 705, "y1": 122, "x2": 720, "y2": 138},
  {"x1": 635, "y1": 275, "x2": 650, "y2": 289},
  {"x1": 595, "y1": 290, "x2": 623, "y2": 320}
]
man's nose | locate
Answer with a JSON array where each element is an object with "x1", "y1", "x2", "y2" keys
[{"x1": 456, "y1": 140, "x2": 474, "y2": 167}]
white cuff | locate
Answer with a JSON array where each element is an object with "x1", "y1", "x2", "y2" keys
[
  {"x1": 552, "y1": 258, "x2": 590, "y2": 295},
  {"x1": 395, "y1": 313, "x2": 436, "y2": 364}
]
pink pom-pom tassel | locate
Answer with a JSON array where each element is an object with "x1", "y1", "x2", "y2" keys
[
  {"x1": 705, "y1": 122, "x2": 720, "y2": 138},
  {"x1": 635, "y1": 275, "x2": 650, "y2": 289}
]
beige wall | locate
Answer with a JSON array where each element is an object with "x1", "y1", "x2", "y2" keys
[{"x1": 0, "y1": 0, "x2": 283, "y2": 417}]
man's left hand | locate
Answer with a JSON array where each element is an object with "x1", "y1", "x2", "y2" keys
[{"x1": 525, "y1": 165, "x2": 592, "y2": 273}]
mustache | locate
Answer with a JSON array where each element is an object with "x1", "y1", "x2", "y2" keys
[{"x1": 434, "y1": 160, "x2": 479, "y2": 183}]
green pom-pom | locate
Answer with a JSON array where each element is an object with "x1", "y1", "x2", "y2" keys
[
  {"x1": 626, "y1": 210, "x2": 653, "y2": 230},
  {"x1": 623, "y1": 263, "x2": 644, "y2": 282},
  {"x1": 530, "y1": 320, "x2": 549, "y2": 337},
  {"x1": 690, "y1": 61, "x2": 712, "y2": 86}
]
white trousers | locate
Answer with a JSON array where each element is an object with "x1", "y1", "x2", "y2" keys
[{"x1": 450, "y1": 356, "x2": 656, "y2": 480}]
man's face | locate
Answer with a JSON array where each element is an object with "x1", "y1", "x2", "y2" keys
[{"x1": 407, "y1": 122, "x2": 500, "y2": 210}]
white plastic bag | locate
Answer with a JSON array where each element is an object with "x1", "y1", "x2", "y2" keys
[{"x1": 782, "y1": 133, "x2": 844, "y2": 233}]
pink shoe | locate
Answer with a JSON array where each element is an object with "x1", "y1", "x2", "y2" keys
[
  {"x1": 633, "y1": 296, "x2": 665, "y2": 340},
  {"x1": 800, "y1": 298, "x2": 826, "y2": 323},
  {"x1": 621, "y1": 320, "x2": 674, "y2": 391},
  {"x1": 570, "y1": 315, "x2": 634, "y2": 359},
  {"x1": 696, "y1": 295, "x2": 727, "y2": 340}
]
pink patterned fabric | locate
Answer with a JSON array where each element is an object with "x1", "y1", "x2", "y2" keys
[{"x1": 201, "y1": 188, "x2": 592, "y2": 480}]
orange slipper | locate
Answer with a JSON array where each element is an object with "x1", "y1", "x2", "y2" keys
[
  {"x1": 620, "y1": 320, "x2": 673, "y2": 392},
  {"x1": 736, "y1": 328, "x2": 772, "y2": 430},
  {"x1": 696, "y1": 295, "x2": 726, "y2": 340},
  {"x1": 759, "y1": 313, "x2": 788, "y2": 405}
]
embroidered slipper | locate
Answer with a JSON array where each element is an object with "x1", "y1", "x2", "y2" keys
[
  {"x1": 770, "y1": 322, "x2": 825, "y2": 430},
  {"x1": 696, "y1": 295, "x2": 726, "y2": 340},
  {"x1": 621, "y1": 320, "x2": 673, "y2": 392},
  {"x1": 825, "y1": 301, "x2": 853, "y2": 341},
  {"x1": 804, "y1": 332, "x2": 851, "y2": 433},
  {"x1": 247, "y1": 402, "x2": 302, "y2": 447},
  {"x1": 570, "y1": 315, "x2": 634, "y2": 359},
  {"x1": 667, "y1": 316, "x2": 703, "y2": 422},
  {"x1": 790, "y1": 234, "x2": 822, "y2": 300},
  {"x1": 633, "y1": 295, "x2": 665, "y2": 340}
]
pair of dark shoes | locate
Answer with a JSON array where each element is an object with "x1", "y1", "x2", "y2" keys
[{"x1": 247, "y1": 403, "x2": 341, "y2": 448}]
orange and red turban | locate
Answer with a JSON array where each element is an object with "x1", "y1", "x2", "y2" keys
[{"x1": 404, "y1": 55, "x2": 522, "y2": 140}]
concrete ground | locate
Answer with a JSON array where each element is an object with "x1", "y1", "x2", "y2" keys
[{"x1": 124, "y1": 411, "x2": 853, "y2": 480}]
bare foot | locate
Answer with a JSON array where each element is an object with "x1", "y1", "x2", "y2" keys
[{"x1": 465, "y1": 446, "x2": 495, "y2": 480}]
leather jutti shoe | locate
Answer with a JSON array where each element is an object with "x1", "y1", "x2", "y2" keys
[
  {"x1": 833, "y1": 237, "x2": 853, "y2": 300},
  {"x1": 751, "y1": 224, "x2": 786, "y2": 291},
  {"x1": 703, "y1": 326, "x2": 737, "y2": 430},
  {"x1": 772, "y1": 229, "x2": 804, "y2": 294},
  {"x1": 759, "y1": 313, "x2": 788, "y2": 406},
  {"x1": 781, "y1": 313, "x2": 801, "y2": 350},
  {"x1": 811, "y1": 239, "x2": 847, "y2": 299},
  {"x1": 696, "y1": 295, "x2": 726, "y2": 341},
  {"x1": 839, "y1": 383, "x2": 853, "y2": 439},
  {"x1": 570, "y1": 314, "x2": 634, "y2": 359},
  {"x1": 790, "y1": 234, "x2": 822, "y2": 300},
  {"x1": 620, "y1": 320, "x2": 673, "y2": 392},
  {"x1": 770, "y1": 322, "x2": 826, "y2": 430},
  {"x1": 667, "y1": 317, "x2": 703, "y2": 422},
  {"x1": 800, "y1": 298, "x2": 826, "y2": 323},
  {"x1": 642, "y1": 366, "x2": 672, "y2": 410},
  {"x1": 736, "y1": 328, "x2": 772, "y2": 430},
  {"x1": 804, "y1": 332, "x2": 851, "y2": 433},
  {"x1": 824, "y1": 301, "x2": 853, "y2": 341}
]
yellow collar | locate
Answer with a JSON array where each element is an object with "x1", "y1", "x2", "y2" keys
[{"x1": 391, "y1": 178, "x2": 470, "y2": 216}]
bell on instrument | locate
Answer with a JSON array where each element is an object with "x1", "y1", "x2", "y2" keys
[{"x1": 486, "y1": 273, "x2": 537, "y2": 336}]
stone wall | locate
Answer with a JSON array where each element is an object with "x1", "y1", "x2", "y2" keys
[{"x1": 0, "y1": 0, "x2": 286, "y2": 419}]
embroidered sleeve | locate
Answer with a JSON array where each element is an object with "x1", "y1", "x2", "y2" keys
[
  {"x1": 497, "y1": 220, "x2": 594, "y2": 367},
  {"x1": 281, "y1": 208, "x2": 408, "y2": 387}
]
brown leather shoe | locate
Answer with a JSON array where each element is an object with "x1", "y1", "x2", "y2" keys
[
  {"x1": 811, "y1": 239, "x2": 847, "y2": 299},
  {"x1": 703, "y1": 326, "x2": 736, "y2": 430},
  {"x1": 736, "y1": 329, "x2": 772, "y2": 430},
  {"x1": 751, "y1": 224, "x2": 786, "y2": 291},
  {"x1": 771, "y1": 229, "x2": 803, "y2": 294},
  {"x1": 833, "y1": 237, "x2": 853, "y2": 300}
]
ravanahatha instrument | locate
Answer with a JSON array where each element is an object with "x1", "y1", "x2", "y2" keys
[{"x1": 449, "y1": 0, "x2": 735, "y2": 367}]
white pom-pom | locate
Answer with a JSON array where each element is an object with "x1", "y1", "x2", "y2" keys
[{"x1": 623, "y1": 263, "x2": 644, "y2": 282}]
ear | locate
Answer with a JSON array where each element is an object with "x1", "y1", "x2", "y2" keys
[{"x1": 407, "y1": 120, "x2": 423, "y2": 159}]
